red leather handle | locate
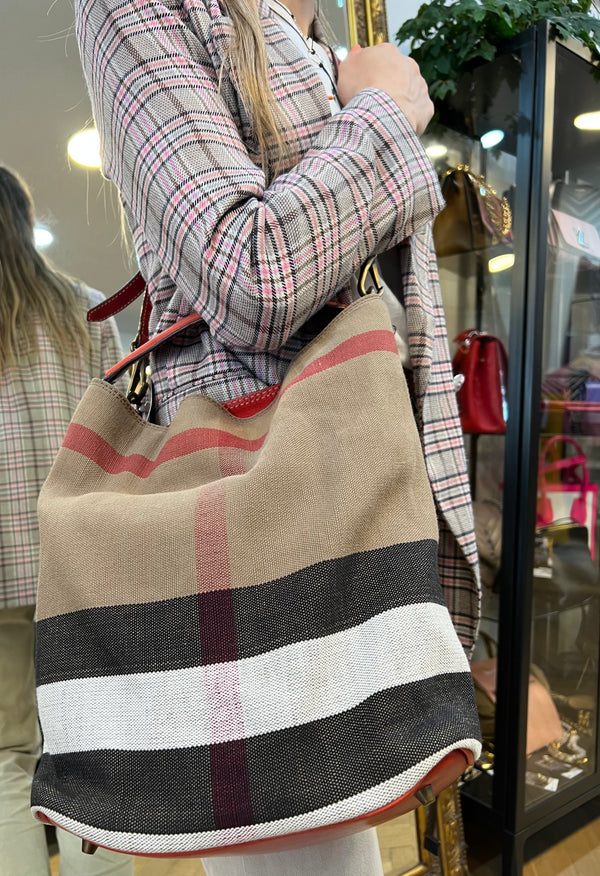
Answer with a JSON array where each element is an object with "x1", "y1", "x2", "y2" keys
[
  {"x1": 87, "y1": 272, "x2": 146, "y2": 322},
  {"x1": 104, "y1": 313, "x2": 206, "y2": 384},
  {"x1": 539, "y1": 435, "x2": 589, "y2": 489}
]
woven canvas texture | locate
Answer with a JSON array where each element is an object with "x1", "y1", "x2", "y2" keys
[{"x1": 32, "y1": 296, "x2": 481, "y2": 855}]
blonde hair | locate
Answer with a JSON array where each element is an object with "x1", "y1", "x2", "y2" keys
[
  {"x1": 0, "y1": 166, "x2": 90, "y2": 370},
  {"x1": 225, "y1": 0, "x2": 291, "y2": 172}
]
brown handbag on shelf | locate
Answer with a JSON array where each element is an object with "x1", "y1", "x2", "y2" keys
[
  {"x1": 434, "y1": 165, "x2": 513, "y2": 258},
  {"x1": 472, "y1": 499, "x2": 503, "y2": 589},
  {"x1": 471, "y1": 644, "x2": 563, "y2": 755},
  {"x1": 452, "y1": 329, "x2": 509, "y2": 434}
]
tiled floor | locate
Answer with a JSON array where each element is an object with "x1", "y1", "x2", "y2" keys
[{"x1": 466, "y1": 796, "x2": 600, "y2": 876}]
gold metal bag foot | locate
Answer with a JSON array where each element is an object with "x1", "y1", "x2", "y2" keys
[
  {"x1": 82, "y1": 840, "x2": 98, "y2": 855},
  {"x1": 415, "y1": 784, "x2": 436, "y2": 806}
]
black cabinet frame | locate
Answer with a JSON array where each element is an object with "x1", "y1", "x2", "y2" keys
[{"x1": 436, "y1": 23, "x2": 600, "y2": 875}]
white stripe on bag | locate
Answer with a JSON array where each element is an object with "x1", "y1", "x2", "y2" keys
[{"x1": 37, "y1": 602, "x2": 469, "y2": 754}]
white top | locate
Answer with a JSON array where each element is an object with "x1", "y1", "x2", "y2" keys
[{"x1": 266, "y1": 0, "x2": 341, "y2": 107}]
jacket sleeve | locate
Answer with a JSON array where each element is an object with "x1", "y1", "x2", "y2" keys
[{"x1": 75, "y1": 0, "x2": 445, "y2": 353}]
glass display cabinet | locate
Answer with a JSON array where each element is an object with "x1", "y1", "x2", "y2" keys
[{"x1": 419, "y1": 22, "x2": 600, "y2": 875}]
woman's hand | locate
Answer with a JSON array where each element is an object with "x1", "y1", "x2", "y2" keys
[{"x1": 337, "y1": 44, "x2": 434, "y2": 136}]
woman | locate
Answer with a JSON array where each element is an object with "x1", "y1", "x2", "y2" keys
[
  {"x1": 0, "y1": 166, "x2": 133, "y2": 876},
  {"x1": 74, "y1": 1, "x2": 481, "y2": 873}
]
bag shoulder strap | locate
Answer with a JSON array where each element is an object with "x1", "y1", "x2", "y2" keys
[
  {"x1": 87, "y1": 272, "x2": 169, "y2": 352},
  {"x1": 96, "y1": 260, "x2": 383, "y2": 398},
  {"x1": 104, "y1": 313, "x2": 205, "y2": 385},
  {"x1": 87, "y1": 272, "x2": 147, "y2": 322}
]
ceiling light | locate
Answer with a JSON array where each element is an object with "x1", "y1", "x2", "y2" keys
[
  {"x1": 480, "y1": 129, "x2": 505, "y2": 149},
  {"x1": 488, "y1": 253, "x2": 515, "y2": 273},
  {"x1": 574, "y1": 111, "x2": 600, "y2": 130},
  {"x1": 425, "y1": 143, "x2": 448, "y2": 159},
  {"x1": 34, "y1": 226, "x2": 54, "y2": 249},
  {"x1": 67, "y1": 129, "x2": 102, "y2": 168}
]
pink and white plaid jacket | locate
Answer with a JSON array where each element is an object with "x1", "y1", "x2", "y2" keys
[
  {"x1": 75, "y1": 0, "x2": 480, "y2": 653},
  {"x1": 0, "y1": 288, "x2": 123, "y2": 608}
]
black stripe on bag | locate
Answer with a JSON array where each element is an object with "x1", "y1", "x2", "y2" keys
[
  {"x1": 31, "y1": 672, "x2": 479, "y2": 835},
  {"x1": 36, "y1": 540, "x2": 443, "y2": 685}
]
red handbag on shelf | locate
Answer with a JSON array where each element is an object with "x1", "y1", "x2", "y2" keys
[
  {"x1": 452, "y1": 330, "x2": 508, "y2": 434},
  {"x1": 537, "y1": 435, "x2": 598, "y2": 559}
]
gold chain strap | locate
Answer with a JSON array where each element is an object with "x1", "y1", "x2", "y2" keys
[{"x1": 443, "y1": 164, "x2": 512, "y2": 238}]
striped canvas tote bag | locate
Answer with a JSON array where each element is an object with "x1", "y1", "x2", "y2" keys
[{"x1": 31, "y1": 289, "x2": 482, "y2": 858}]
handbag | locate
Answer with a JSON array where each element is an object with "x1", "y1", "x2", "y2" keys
[
  {"x1": 471, "y1": 643, "x2": 562, "y2": 756},
  {"x1": 536, "y1": 435, "x2": 598, "y2": 558},
  {"x1": 542, "y1": 364, "x2": 600, "y2": 437},
  {"x1": 533, "y1": 521, "x2": 598, "y2": 609},
  {"x1": 31, "y1": 267, "x2": 481, "y2": 858},
  {"x1": 433, "y1": 165, "x2": 513, "y2": 258},
  {"x1": 452, "y1": 329, "x2": 508, "y2": 434},
  {"x1": 471, "y1": 499, "x2": 503, "y2": 589}
]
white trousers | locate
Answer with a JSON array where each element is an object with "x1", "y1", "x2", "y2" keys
[
  {"x1": 0, "y1": 605, "x2": 133, "y2": 876},
  {"x1": 201, "y1": 829, "x2": 384, "y2": 876}
]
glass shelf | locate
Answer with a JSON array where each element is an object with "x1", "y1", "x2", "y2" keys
[{"x1": 428, "y1": 31, "x2": 600, "y2": 832}]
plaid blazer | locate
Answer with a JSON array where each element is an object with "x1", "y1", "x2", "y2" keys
[
  {"x1": 0, "y1": 288, "x2": 123, "y2": 609},
  {"x1": 75, "y1": 0, "x2": 481, "y2": 653}
]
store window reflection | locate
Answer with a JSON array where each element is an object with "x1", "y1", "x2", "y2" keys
[{"x1": 534, "y1": 44, "x2": 600, "y2": 808}]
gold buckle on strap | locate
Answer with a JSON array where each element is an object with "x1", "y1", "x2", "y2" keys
[{"x1": 358, "y1": 257, "x2": 384, "y2": 297}]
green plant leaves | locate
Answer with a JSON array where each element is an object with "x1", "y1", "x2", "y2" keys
[{"x1": 396, "y1": 0, "x2": 600, "y2": 101}]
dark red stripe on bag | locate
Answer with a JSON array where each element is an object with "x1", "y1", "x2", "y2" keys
[
  {"x1": 62, "y1": 423, "x2": 267, "y2": 477},
  {"x1": 195, "y1": 484, "x2": 254, "y2": 829},
  {"x1": 286, "y1": 329, "x2": 397, "y2": 393},
  {"x1": 209, "y1": 737, "x2": 254, "y2": 830}
]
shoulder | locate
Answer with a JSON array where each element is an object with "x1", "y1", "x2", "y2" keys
[{"x1": 78, "y1": 284, "x2": 106, "y2": 310}]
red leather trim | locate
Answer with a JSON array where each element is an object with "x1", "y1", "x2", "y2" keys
[
  {"x1": 87, "y1": 273, "x2": 147, "y2": 322},
  {"x1": 138, "y1": 291, "x2": 154, "y2": 347},
  {"x1": 223, "y1": 384, "x2": 281, "y2": 418},
  {"x1": 34, "y1": 748, "x2": 472, "y2": 858},
  {"x1": 104, "y1": 313, "x2": 206, "y2": 383}
]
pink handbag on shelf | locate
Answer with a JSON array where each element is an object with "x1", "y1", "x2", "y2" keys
[{"x1": 536, "y1": 435, "x2": 598, "y2": 559}]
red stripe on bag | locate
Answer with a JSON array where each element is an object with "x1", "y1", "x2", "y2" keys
[
  {"x1": 286, "y1": 329, "x2": 397, "y2": 393},
  {"x1": 63, "y1": 423, "x2": 267, "y2": 477}
]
